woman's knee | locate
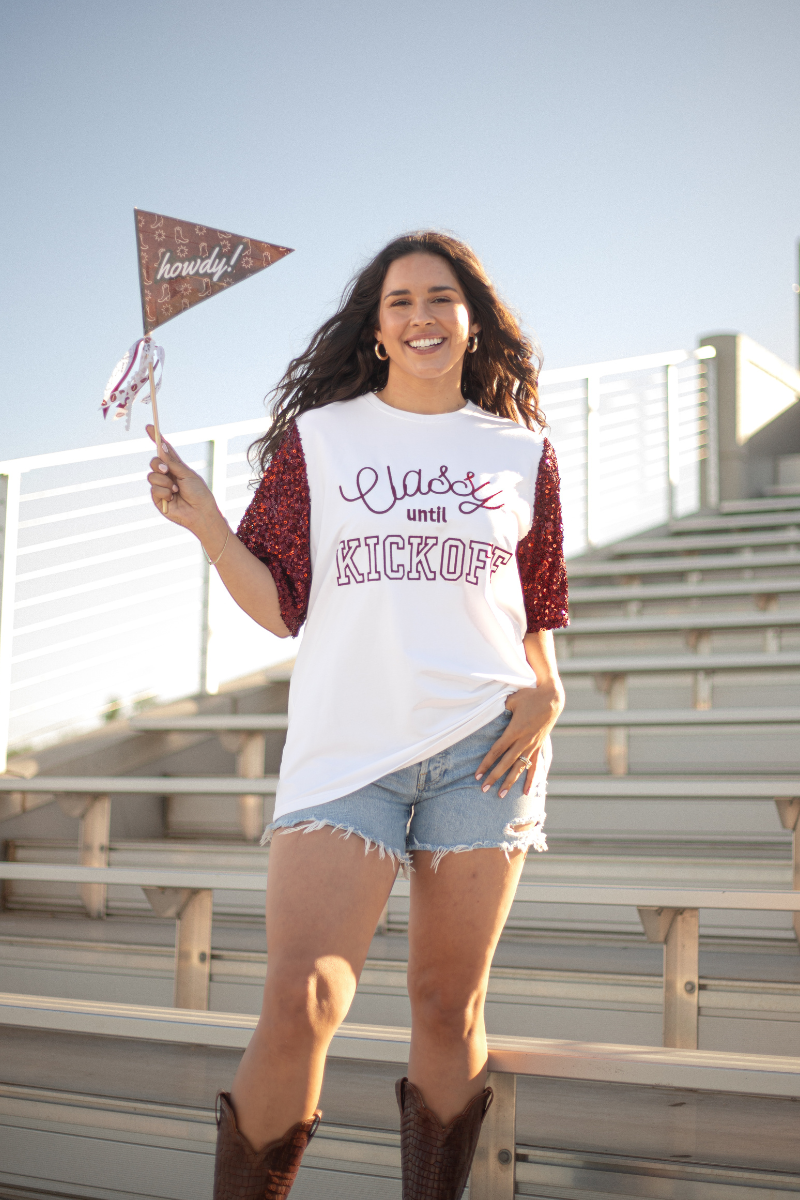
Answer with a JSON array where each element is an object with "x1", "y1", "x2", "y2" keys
[
  {"x1": 264, "y1": 958, "x2": 356, "y2": 1041},
  {"x1": 407, "y1": 967, "x2": 486, "y2": 1039}
]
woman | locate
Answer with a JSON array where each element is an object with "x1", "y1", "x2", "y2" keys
[{"x1": 147, "y1": 231, "x2": 568, "y2": 1200}]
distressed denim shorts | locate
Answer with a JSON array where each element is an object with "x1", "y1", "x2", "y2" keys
[{"x1": 265, "y1": 709, "x2": 550, "y2": 869}]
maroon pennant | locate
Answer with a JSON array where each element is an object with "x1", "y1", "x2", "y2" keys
[{"x1": 135, "y1": 209, "x2": 294, "y2": 334}]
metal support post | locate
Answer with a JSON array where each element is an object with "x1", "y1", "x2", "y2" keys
[
  {"x1": 77, "y1": 795, "x2": 111, "y2": 918},
  {"x1": 175, "y1": 889, "x2": 213, "y2": 1009},
  {"x1": 142, "y1": 885, "x2": 213, "y2": 1009},
  {"x1": 691, "y1": 631, "x2": 713, "y2": 710},
  {"x1": 666, "y1": 363, "x2": 681, "y2": 520},
  {"x1": 700, "y1": 354, "x2": 719, "y2": 510},
  {"x1": 600, "y1": 673, "x2": 628, "y2": 776},
  {"x1": 470, "y1": 1071, "x2": 516, "y2": 1200},
  {"x1": 585, "y1": 375, "x2": 600, "y2": 548},
  {"x1": 200, "y1": 437, "x2": 229, "y2": 696},
  {"x1": 638, "y1": 906, "x2": 699, "y2": 1048},
  {"x1": 764, "y1": 626, "x2": 781, "y2": 654},
  {"x1": 0, "y1": 472, "x2": 21, "y2": 773},
  {"x1": 775, "y1": 798, "x2": 800, "y2": 942},
  {"x1": 237, "y1": 731, "x2": 268, "y2": 839}
]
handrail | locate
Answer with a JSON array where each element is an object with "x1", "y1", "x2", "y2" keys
[
  {"x1": 0, "y1": 417, "x2": 268, "y2": 475},
  {"x1": 538, "y1": 345, "x2": 715, "y2": 386}
]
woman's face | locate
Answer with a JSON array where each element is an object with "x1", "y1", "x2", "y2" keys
[{"x1": 375, "y1": 252, "x2": 480, "y2": 380}]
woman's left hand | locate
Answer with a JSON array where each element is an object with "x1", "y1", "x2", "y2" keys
[{"x1": 475, "y1": 680, "x2": 565, "y2": 798}]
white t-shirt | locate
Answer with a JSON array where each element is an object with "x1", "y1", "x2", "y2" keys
[{"x1": 237, "y1": 394, "x2": 568, "y2": 820}]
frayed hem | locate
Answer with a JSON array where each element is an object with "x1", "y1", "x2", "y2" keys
[
  {"x1": 262, "y1": 817, "x2": 411, "y2": 870},
  {"x1": 413, "y1": 817, "x2": 548, "y2": 872}
]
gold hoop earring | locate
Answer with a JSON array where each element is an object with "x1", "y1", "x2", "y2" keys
[
  {"x1": 467, "y1": 334, "x2": 479, "y2": 354},
  {"x1": 375, "y1": 341, "x2": 389, "y2": 361}
]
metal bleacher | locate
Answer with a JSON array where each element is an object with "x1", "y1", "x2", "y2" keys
[
  {"x1": 2, "y1": 492, "x2": 799, "y2": 1198},
  {"x1": 1, "y1": 333, "x2": 800, "y2": 1198}
]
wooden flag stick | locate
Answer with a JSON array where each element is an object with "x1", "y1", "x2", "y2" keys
[{"x1": 148, "y1": 360, "x2": 169, "y2": 515}]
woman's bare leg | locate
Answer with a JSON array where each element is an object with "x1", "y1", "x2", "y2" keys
[
  {"x1": 406, "y1": 844, "x2": 528, "y2": 1123},
  {"x1": 229, "y1": 826, "x2": 397, "y2": 1148}
]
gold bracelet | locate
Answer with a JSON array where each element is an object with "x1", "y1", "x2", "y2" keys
[{"x1": 203, "y1": 526, "x2": 230, "y2": 567}]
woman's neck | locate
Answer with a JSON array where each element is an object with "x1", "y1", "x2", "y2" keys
[{"x1": 376, "y1": 363, "x2": 467, "y2": 415}]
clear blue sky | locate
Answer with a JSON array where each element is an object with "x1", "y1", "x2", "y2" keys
[{"x1": 2, "y1": 0, "x2": 799, "y2": 460}]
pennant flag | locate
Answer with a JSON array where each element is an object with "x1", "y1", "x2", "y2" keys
[{"x1": 135, "y1": 209, "x2": 294, "y2": 334}]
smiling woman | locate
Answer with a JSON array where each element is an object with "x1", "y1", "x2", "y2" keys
[
  {"x1": 146, "y1": 229, "x2": 567, "y2": 1200},
  {"x1": 249, "y1": 230, "x2": 545, "y2": 471}
]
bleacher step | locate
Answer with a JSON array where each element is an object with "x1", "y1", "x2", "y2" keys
[
  {"x1": 3, "y1": 1003, "x2": 800, "y2": 1199},
  {"x1": 2, "y1": 937, "x2": 800, "y2": 1054}
]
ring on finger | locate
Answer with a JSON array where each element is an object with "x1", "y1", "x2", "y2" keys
[{"x1": 518, "y1": 754, "x2": 534, "y2": 769}]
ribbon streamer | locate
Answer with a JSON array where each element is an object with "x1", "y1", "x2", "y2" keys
[{"x1": 101, "y1": 337, "x2": 165, "y2": 430}]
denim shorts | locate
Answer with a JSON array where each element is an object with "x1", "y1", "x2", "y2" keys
[{"x1": 265, "y1": 710, "x2": 550, "y2": 868}]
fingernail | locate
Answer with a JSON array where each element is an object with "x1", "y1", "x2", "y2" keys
[
  {"x1": 499, "y1": 789, "x2": 508, "y2": 798},
  {"x1": 172, "y1": 485, "x2": 178, "y2": 492},
  {"x1": 475, "y1": 773, "x2": 483, "y2": 781},
  {"x1": 158, "y1": 463, "x2": 168, "y2": 472},
  {"x1": 482, "y1": 784, "x2": 490, "y2": 793}
]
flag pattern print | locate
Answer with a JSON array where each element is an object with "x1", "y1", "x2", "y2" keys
[{"x1": 135, "y1": 209, "x2": 294, "y2": 333}]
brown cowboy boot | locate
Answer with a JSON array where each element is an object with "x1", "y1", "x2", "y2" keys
[
  {"x1": 395, "y1": 1077, "x2": 493, "y2": 1199},
  {"x1": 213, "y1": 1091, "x2": 321, "y2": 1199}
]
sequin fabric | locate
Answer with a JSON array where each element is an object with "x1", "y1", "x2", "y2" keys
[
  {"x1": 517, "y1": 438, "x2": 569, "y2": 632},
  {"x1": 395, "y1": 1077, "x2": 493, "y2": 1199},
  {"x1": 237, "y1": 422, "x2": 311, "y2": 637}
]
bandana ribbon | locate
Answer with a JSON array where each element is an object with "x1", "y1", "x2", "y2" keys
[{"x1": 101, "y1": 337, "x2": 165, "y2": 430}]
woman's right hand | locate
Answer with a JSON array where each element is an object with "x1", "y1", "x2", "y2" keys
[{"x1": 146, "y1": 425, "x2": 223, "y2": 543}]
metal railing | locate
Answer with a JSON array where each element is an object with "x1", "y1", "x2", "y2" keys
[
  {"x1": 0, "y1": 417, "x2": 274, "y2": 767},
  {"x1": 0, "y1": 348, "x2": 715, "y2": 767},
  {"x1": 539, "y1": 346, "x2": 715, "y2": 553}
]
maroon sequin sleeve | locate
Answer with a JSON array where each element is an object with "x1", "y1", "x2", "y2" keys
[
  {"x1": 236, "y1": 422, "x2": 311, "y2": 637},
  {"x1": 516, "y1": 438, "x2": 569, "y2": 631}
]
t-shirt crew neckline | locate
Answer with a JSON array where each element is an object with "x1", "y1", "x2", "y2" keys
[{"x1": 364, "y1": 392, "x2": 477, "y2": 424}]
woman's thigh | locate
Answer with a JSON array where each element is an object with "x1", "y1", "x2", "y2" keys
[
  {"x1": 265, "y1": 824, "x2": 398, "y2": 1004},
  {"x1": 406, "y1": 845, "x2": 527, "y2": 1010}
]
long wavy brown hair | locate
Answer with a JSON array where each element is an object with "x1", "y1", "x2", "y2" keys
[{"x1": 250, "y1": 231, "x2": 544, "y2": 472}]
